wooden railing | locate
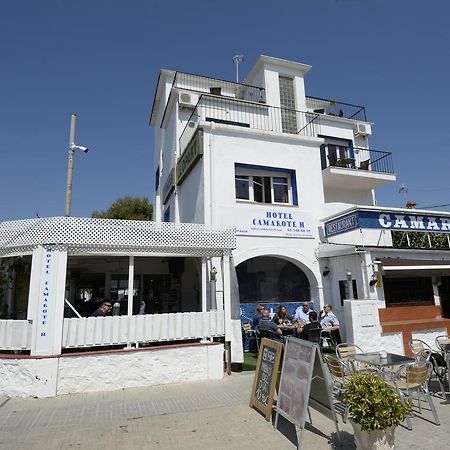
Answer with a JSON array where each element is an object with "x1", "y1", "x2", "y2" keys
[
  {"x1": 61, "y1": 310, "x2": 225, "y2": 349},
  {"x1": 0, "y1": 320, "x2": 32, "y2": 350}
]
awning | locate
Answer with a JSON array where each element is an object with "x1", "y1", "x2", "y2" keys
[{"x1": 380, "y1": 258, "x2": 450, "y2": 277}]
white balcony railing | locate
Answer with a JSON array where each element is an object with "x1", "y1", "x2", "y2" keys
[
  {"x1": 0, "y1": 320, "x2": 32, "y2": 350},
  {"x1": 62, "y1": 310, "x2": 225, "y2": 349}
]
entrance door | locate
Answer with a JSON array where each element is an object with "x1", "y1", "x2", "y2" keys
[{"x1": 439, "y1": 276, "x2": 450, "y2": 319}]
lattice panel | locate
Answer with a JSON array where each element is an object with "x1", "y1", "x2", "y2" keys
[{"x1": 0, "y1": 217, "x2": 235, "y2": 257}]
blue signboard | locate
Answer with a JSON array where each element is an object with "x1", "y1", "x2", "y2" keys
[{"x1": 325, "y1": 210, "x2": 450, "y2": 237}]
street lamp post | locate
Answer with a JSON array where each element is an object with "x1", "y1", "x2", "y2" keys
[{"x1": 65, "y1": 113, "x2": 89, "y2": 217}]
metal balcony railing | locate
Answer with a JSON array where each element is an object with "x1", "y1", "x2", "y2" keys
[
  {"x1": 306, "y1": 96, "x2": 367, "y2": 121},
  {"x1": 321, "y1": 146, "x2": 394, "y2": 174},
  {"x1": 179, "y1": 95, "x2": 320, "y2": 152},
  {"x1": 173, "y1": 71, "x2": 266, "y2": 103}
]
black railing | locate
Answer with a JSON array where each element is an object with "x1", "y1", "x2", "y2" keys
[
  {"x1": 306, "y1": 96, "x2": 366, "y2": 121},
  {"x1": 173, "y1": 71, "x2": 266, "y2": 103},
  {"x1": 321, "y1": 146, "x2": 394, "y2": 174},
  {"x1": 179, "y1": 95, "x2": 320, "y2": 152}
]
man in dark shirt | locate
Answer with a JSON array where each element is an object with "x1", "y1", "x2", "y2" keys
[
  {"x1": 297, "y1": 311, "x2": 321, "y2": 340},
  {"x1": 258, "y1": 310, "x2": 284, "y2": 341}
]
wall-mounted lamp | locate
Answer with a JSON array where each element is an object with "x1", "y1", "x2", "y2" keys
[
  {"x1": 322, "y1": 266, "x2": 330, "y2": 277},
  {"x1": 369, "y1": 276, "x2": 378, "y2": 287}
]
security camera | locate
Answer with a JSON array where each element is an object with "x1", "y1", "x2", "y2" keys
[{"x1": 72, "y1": 145, "x2": 89, "y2": 153}]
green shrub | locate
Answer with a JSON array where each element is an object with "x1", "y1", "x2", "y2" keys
[{"x1": 344, "y1": 373, "x2": 412, "y2": 432}]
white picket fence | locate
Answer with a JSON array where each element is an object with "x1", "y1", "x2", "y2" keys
[
  {"x1": 0, "y1": 320, "x2": 32, "y2": 350},
  {"x1": 62, "y1": 310, "x2": 225, "y2": 349}
]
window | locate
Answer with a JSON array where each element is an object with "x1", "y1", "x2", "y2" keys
[
  {"x1": 235, "y1": 173, "x2": 291, "y2": 205},
  {"x1": 163, "y1": 206, "x2": 171, "y2": 222}
]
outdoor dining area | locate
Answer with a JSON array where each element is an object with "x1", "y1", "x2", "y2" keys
[{"x1": 324, "y1": 335, "x2": 450, "y2": 431}]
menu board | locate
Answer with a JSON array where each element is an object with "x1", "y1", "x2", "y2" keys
[
  {"x1": 249, "y1": 338, "x2": 284, "y2": 421},
  {"x1": 276, "y1": 337, "x2": 315, "y2": 428},
  {"x1": 275, "y1": 337, "x2": 339, "y2": 444}
]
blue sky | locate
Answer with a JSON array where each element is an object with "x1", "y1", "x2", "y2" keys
[{"x1": 1, "y1": 0, "x2": 449, "y2": 221}]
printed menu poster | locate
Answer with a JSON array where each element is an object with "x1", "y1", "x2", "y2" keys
[{"x1": 276, "y1": 337, "x2": 316, "y2": 428}]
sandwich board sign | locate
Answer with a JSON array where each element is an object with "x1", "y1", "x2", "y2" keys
[
  {"x1": 249, "y1": 338, "x2": 284, "y2": 421},
  {"x1": 275, "y1": 337, "x2": 339, "y2": 448}
]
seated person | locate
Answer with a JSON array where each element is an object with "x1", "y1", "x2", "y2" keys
[
  {"x1": 296, "y1": 311, "x2": 321, "y2": 340},
  {"x1": 272, "y1": 305, "x2": 294, "y2": 325},
  {"x1": 258, "y1": 310, "x2": 284, "y2": 341},
  {"x1": 294, "y1": 301, "x2": 312, "y2": 324},
  {"x1": 252, "y1": 304, "x2": 265, "y2": 331},
  {"x1": 90, "y1": 301, "x2": 112, "y2": 317},
  {"x1": 320, "y1": 303, "x2": 342, "y2": 345}
]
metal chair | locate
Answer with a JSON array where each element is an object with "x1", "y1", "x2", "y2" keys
[
  {"x1": 408, "y1": 339, "x2": 432, "y2": 362},
  {"x1": 323, "y1": 355, "x2": 348, "y2": 422},
  {"x1": 388, "y1": 361, "x2": 439, "y2": 428},
  {"x1": 242, "y1": 323, "x2": 259, "y2": 352},
  {"x1": 435, "y1": 335, "x2": 450, "y2": 354},
  {"x1": 429, "y1": 352, "x2": 448, "y2": 399}
]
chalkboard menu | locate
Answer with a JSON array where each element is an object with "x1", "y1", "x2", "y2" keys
[{"x1": 249, "y1": 338, "x2": 284, "y2": 421}]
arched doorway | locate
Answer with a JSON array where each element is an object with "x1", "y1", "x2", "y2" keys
[{"x1": 236, "y1": 256, "x2": 310, "y2": 304}]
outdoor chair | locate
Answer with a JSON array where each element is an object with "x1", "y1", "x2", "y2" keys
[
  {"x1": 435, "y1": 335, "x2": 450, "y2": 354},
  {"x1": 323, "y1": 355, "x2": 348, "y2": 422},
  {"x1": 258, "y1": 328, "x2": 283, "y2": 343},
  {"x1": 335, "y1": 343, "x2": 376, "y2": 374},
  {"x1": 242, "y1": 323, "x2": 259, "y2": 353},
  {"x1": 429, "y1": 352, "x2": 448, "y2": 399},
  {"x1": 305, "y1": 328, "x2": 322, "y2": 345},
  {"x1": 409, "y1": 339, "x2": 432, "y2": 362},
  {"x1": 387, "y1": 361, "x2": 439, "y2": 429}
]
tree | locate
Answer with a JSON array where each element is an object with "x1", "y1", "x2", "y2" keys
[{"x1": 92, "y1": 196, "x2": 153, "y2": 221}]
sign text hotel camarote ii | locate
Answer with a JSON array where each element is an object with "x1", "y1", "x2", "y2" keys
[{"x1": 325, "y1": 210, "x2": 450, "y2": 237}]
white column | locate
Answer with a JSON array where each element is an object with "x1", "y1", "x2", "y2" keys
[
  {"x1": 201, "y1": 257, "x2": 208, "y2": 312},
  {"x1": 29, "y1": 246, "x2": 67, "y2": 356},
  {"x1": 127, "y1": 256, "x2": 134, "y2": 316},
  {"x1": 222, "y1": 255, "x2": 232, "y2": 339}
]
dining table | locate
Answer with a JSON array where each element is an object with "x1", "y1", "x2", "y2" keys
[{"x1": 349, "y1": 352, "x2": 415, "y2": 377}]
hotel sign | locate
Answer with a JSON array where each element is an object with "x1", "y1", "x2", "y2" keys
[
  {"x1": 325, "y1": 210, "x2": 450, "y2": 237},
  {"x1": 221, "y1": 207, "x2": 314, "y2": 238},
  {"x1": 176, "y1": 130, "x2": 203, "y2": 185}
]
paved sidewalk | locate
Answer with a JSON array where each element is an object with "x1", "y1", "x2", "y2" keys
[{"x1": 0, "y1": 372, "x2": 448, "y2": 449}]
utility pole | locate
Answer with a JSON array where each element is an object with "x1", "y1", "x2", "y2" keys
[
  {"x1": 65, "y1": 113, "x2": 90, "y2": 217},
  {"x1": 232, "y1": 54, "x2": 244, "y2": 83}
]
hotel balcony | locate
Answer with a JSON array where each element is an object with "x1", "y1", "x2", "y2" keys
[
  {"x1": 321, "y1": 145, "x2": 396, "y2": 190},
  {"x1": 179, "y1": 94, "x2": 320, "y2": 152},
  {"x1": 173, "y1": 71, "x2": 266, "y2": 103}
]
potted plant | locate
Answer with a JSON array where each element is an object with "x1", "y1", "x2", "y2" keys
[{"x1": 344, "y1": 373, "x2": 412, "y2": 450}]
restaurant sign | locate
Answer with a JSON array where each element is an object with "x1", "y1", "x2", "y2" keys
[
  {"x1": 325, "y1": 210, "x2": 450, "y2": 237},
  {"x1": 176, "y1": 130, "x2": 203, "y2": 185},
  {"x1": 162, "y1": 167, "x2": 175, "y2": 204}
]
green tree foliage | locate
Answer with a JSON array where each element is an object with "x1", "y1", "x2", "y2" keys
[{"x1": 92, "y1": 196, "x2": 153, "y2": 221}]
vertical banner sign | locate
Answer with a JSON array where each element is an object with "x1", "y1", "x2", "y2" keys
[
  {"x1": 249, "y1": 338, "x2": 284, "y2": 421},
  {"x1": 30, "y1": 245, "x2": 67, "y2": 356}
]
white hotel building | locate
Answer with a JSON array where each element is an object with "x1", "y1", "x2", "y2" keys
[
  {"x1": 1, "y1": 55, "x2": 450, "y2": 397},
  {"x1": 151, "y1": 55, "x2": 450, "y2": 360}
]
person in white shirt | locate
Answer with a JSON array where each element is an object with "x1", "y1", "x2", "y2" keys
[
  {"x1": 294, "y1": 301, "x2": 312, "y2": 324},
  {"x1": 320, "y1": 304, "x2": 342, "y2": 345}
]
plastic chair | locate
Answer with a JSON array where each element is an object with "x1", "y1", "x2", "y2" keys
[{"x1": 388, "y1": 361, "x2": 439, "y2": 428}]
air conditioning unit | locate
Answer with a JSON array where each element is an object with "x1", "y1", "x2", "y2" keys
[
  {"x1": 178, "y1": 91, "x2": 199, "y2": 109},
  {"x1": 354, "y1": 122, "x2": 372, "y2": 137}
]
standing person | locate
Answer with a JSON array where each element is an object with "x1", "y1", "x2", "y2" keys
[
  {"x1": 294, "y1": 301, "x2": 312, "y2": 324},
  {"x1": 252, "y1": 304, "x2": 265, "y2": 331},
  {"x1": 320, "y1": 304, "x2": 342, "y2": 345},
  {"x1": 90, "y1": 301, "x2": 113, "y2": 317}
]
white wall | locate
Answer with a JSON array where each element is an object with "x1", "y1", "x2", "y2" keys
[{"x1": 0, "y1": 343, "x2": 224, "y2": 397}]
